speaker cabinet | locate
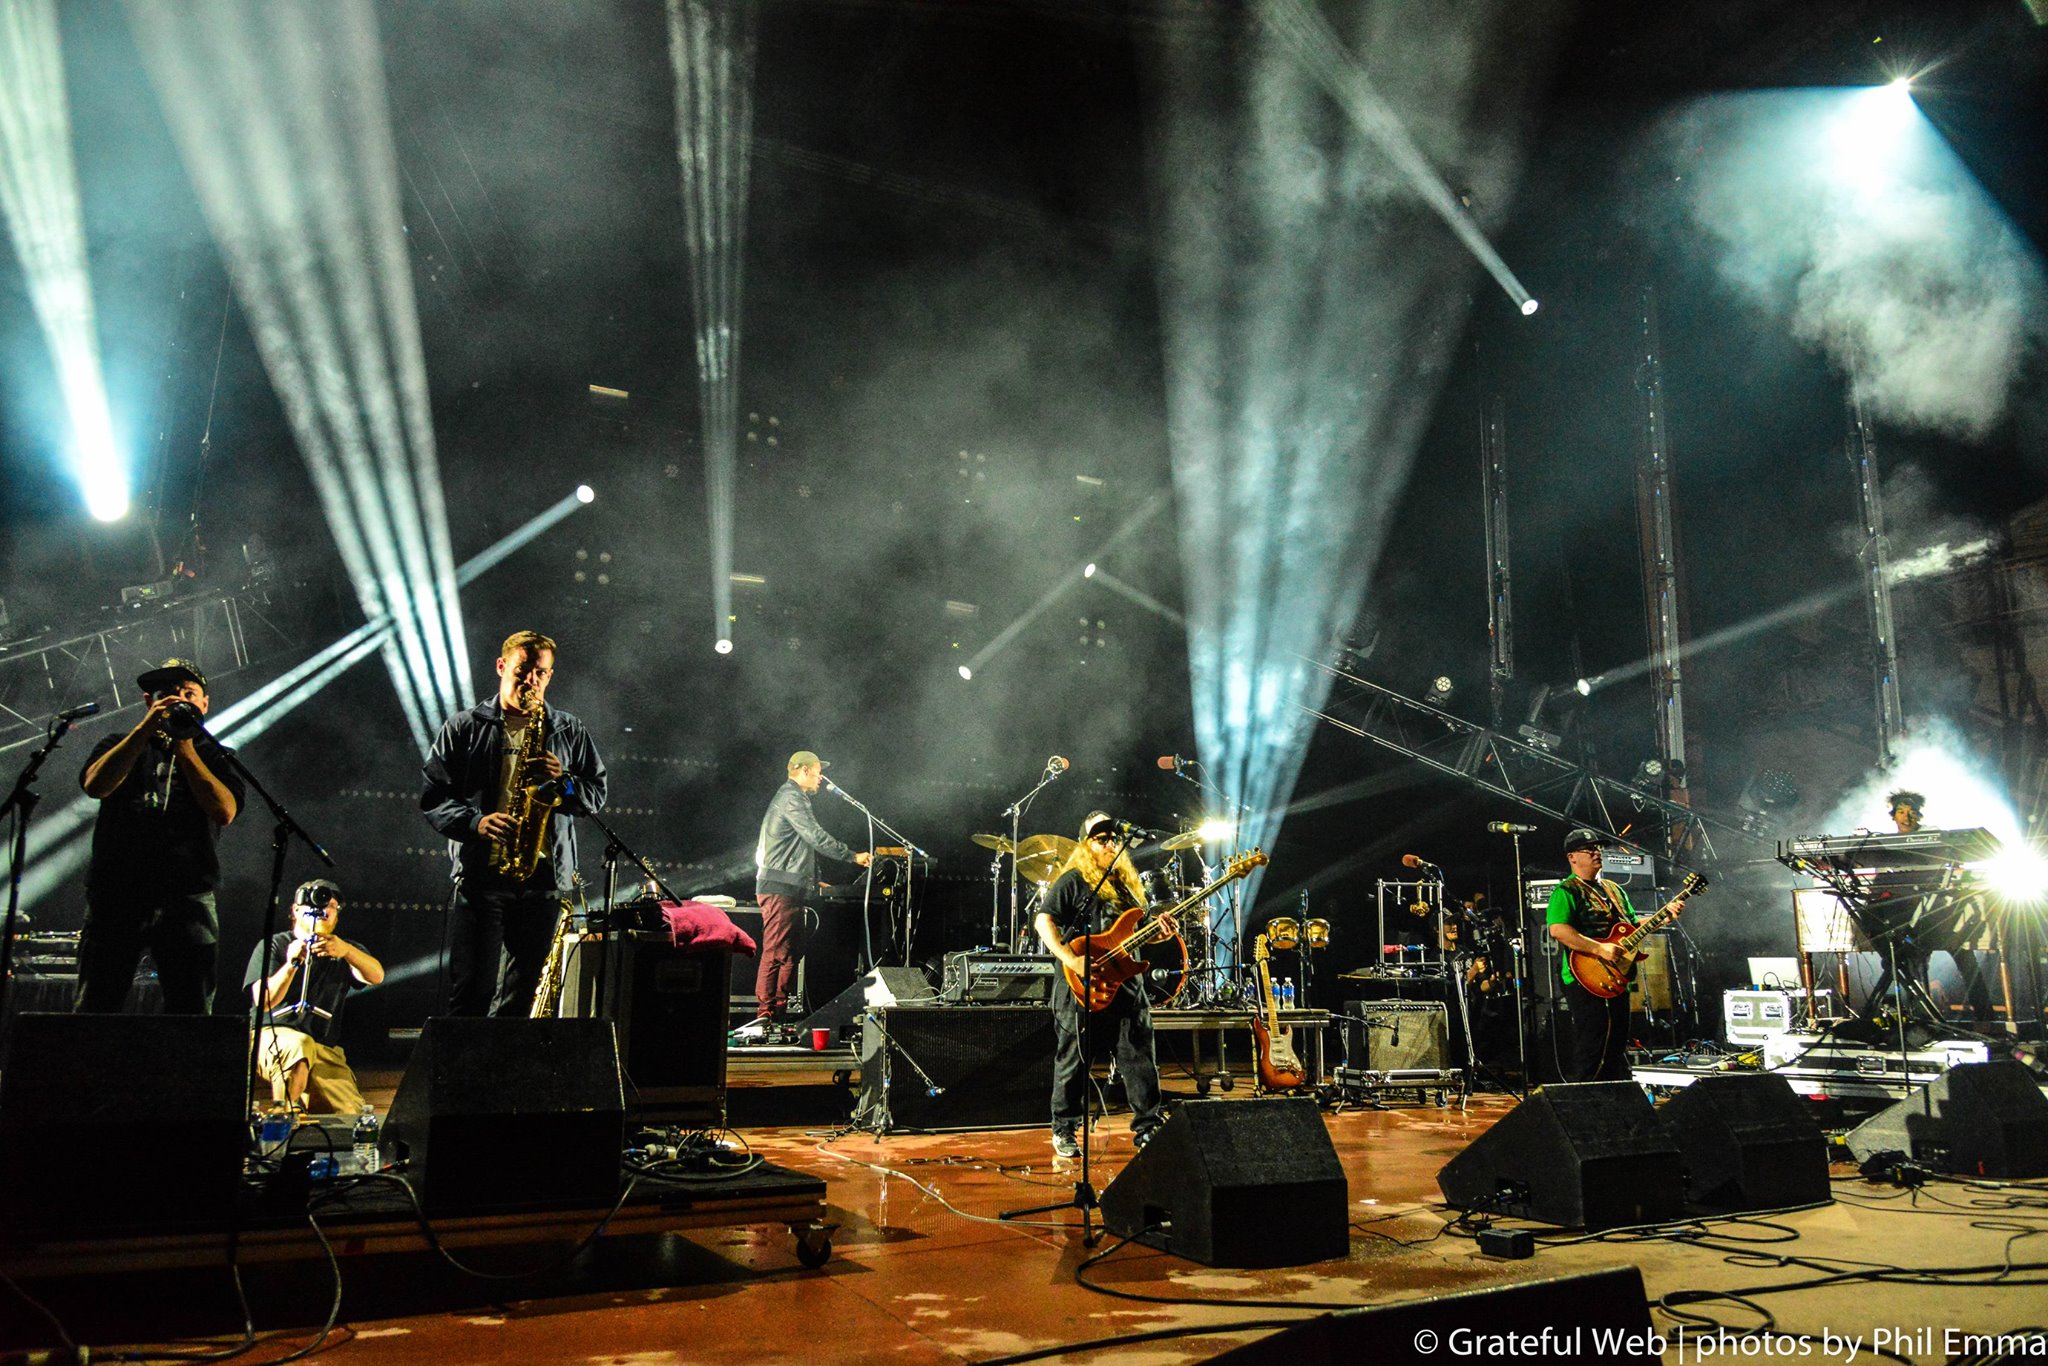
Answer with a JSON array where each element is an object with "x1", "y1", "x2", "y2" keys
[
  {"x1": 1204, "y1": 1266, "x2": 1657, "y2": 1365},
  {"x1": 1100, "y1": 1098, "x2": 1348, "y2": 1267},
  {"x1": 796, "y1": 966, "x2": 937, "y2": 1046},
  {"x1": 1343, "y1": 1000, "x2": 1448, "y2": 1072},
  {"x1": 1438, "y1": 1081, "x2": 1684, "y2": 1230},
  {"x1": 559, "y1": 932, "x2": 730, "y2": 1125},
  {"x1": 1845, "y1": 1060, "x2": 2048, "y2": 1178},
  {"x1": 1658, "y1": 1074, "x2": 1830, "y2": 1213},
  {"x1": 0, "y1": 1013, "x2": 247, "y2": 1240},
  {"x1": 384, "y1": 1017, "x2": 626, "y2": 1216},
  {"x1": 851, "y1": 1006, "x2": 1053, "y2": 1133}
]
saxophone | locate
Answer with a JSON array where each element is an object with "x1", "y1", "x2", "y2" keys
[
  {"x1": 530, "y1": 896, "x2": 575, "y2": 1018},
  {"x1": 488, "y1": 693, "x2": 562, "y2": 882}
]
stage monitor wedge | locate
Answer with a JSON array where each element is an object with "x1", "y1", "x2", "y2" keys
[
  {"x1": 1100, "y1": 1097, "x2": 1347, "y2": 1267},
  {"x1": 1845, "y1": 1060, "x2": 2048, "y2": 1178},
  {"x1": 1438, "y1": 1081, "x2": 1684, "y2": 1231},
  {"x1": 1657, "y1": 1073, "x2": 1830, "y2": 1213},
  {"x1": 384, "y1": 1017, "x2": 626, "y2": 1216}
]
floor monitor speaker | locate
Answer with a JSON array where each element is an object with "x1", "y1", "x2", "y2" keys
[
  {"x1": 0, "y1": 1013, "x2": 247, "y2": 1239},
  {"x1": 1204, "y1": 1266, "x2": 1657, "y2": 1365},
  {"x1": 1099, "y1": 1097, "x2": 1347, "y2": 1267},
  {"x1": 1844, "y1": 1060, "x2": 2048, "y2": 1178},
  {"x1": 1438, "y1": 1081, "x2": 1684, "y2": 1230},
  {"x1": 851, "y1": 1005, "x2": 1053, "y2": 1132},
  {"x1": 384, "y1": 1017, "x2": 625, "y2": 1215},
  {"x1": 795, "y1": 966, "x2": 936, "y2": 1045},
  {"x1": 1658, "y1": 1073, "x2": 1830, "y2": 1212}
]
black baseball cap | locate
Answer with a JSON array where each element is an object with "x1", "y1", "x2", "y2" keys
[
  {"x1": 138, "y1": 657, "x2": 207, "y2": 694},
  {"x1": 1080, "y1": 811, "x2": 1116, "y2": 840},
  {"x1": 1563, "y1": 827, "x2": 1612, "y2": 853}
]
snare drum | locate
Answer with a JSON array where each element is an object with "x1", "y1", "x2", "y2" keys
[
  {"x1": 1304, "y1": 918, "x2": 1331, "y2": 950},
  {"x1": 1266, "y1": 916, "x2": 1300, "y2": 950}
]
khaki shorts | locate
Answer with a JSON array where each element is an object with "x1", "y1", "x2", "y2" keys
[{"x1": 255, "y1": 1025, "x2": 365, "y2": 1114}]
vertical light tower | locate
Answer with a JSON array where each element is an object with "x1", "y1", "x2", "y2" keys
[
  {"x1": 665, "y1": 0, "x2": 757, "y2": 654},
  {"x1": 1633, "y1": 284, "x2": 1691, "y2": 827},
  {"x1": 1848, "y1": 392, "x2": 1904, "y2": 768},
  {"x1": 1479, "y1": 394, "x2": 1514, "y2": 732}
]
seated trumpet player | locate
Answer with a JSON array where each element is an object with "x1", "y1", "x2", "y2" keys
[
  {"x1": 421, "y1": 630, "x2": 609, "y2": 1016},
  {"x1": 246, "y1": 879, "x2": 384, "y2": 1113}
]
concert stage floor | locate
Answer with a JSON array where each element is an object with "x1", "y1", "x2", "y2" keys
[{"x1": 8, "y1": 1077, "x2": 2047, "y2": 1363}]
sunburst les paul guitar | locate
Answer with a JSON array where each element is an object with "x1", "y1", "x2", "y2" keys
[
  {"x1": 1062, "y1": 849, "x2": 1269, "y2": 1012},
  {"x1": 1566, "y1": 871, "x2": 1709, "y2": 1000},
  {"x1": 1247, "y1": 931, "x2": 1306, "y2": 1092}
]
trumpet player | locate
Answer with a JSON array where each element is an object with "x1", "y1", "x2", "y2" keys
[
  {"x1": 422, "y1": 630, "x2": 608, "y2": 1016},
  {"x1": 76, "y1": 658, "x2": 242, "y2": 1014}
]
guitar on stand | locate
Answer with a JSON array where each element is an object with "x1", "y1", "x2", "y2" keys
[
  {"x1": 1566, "y1": 872, "x2": 1709, "y2": 999},
  {"x1": 1062, "y1": 849, "x2": 1268, "y2": 1011},
  {"x1": 1247, "y1": 931, "x2": 1306, "y2": 1092}
]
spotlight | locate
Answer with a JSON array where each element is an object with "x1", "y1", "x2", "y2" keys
[
  {"x1": 1516, "y1": 724, "x2": 1561, "y2": 754},
  {"x1": 575, "y1": 484, "x2": 595, "y2": 504},
  {"x1": 1519, "y1": 298, "x2": 1539, "y2": 317},
  {"x1": 714, "y1": 638, "x2": 734, "y2": 655},
  {"x1": 957, "y1": 665, "x2": 973, "y2": 681},
  {"x1": 1423, "y1": 675, "x2": 1453, "y2": 705},
  {"x1": 1574, "y1": 677, "x2": 1593, "y2": 697},
  {"x1": 1632, "y1": 758, "x2": 1665, "y2": 787},
  {"x1": 1197, "y1": 818, "x2": 1236, "y2": 844},
  {"x1": 1083, "y1": 563, "x2": 1097, "y2": 579},
  {"x1": 1980, "y1": 846, "x2": 2048, "y2": 905}
]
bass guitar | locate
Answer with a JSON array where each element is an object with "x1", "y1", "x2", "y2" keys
[
  {"x1": 1566, "y1": 871, "x2": 1709, "y2": 1000},
  {"x1": 1063, "y1": 849, "x2": 1269, "y2": 1011},
  {"x1": 1246, "y1": 931, "x2": 1306, "y2": 1092}
]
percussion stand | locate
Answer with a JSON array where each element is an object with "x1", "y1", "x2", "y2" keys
[{"x1": 999, "y1": 761, "x2": 1067, "y2": 948}]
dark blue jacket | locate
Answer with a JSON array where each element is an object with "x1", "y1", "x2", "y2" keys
[{"x1": 420, "y1": 697, "x2": 608, "y2": 894}]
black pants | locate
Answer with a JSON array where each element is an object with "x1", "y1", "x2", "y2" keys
[
  {"x1": 1051, "y1": 981, "x2": 1163, "y2": 1135},
  {"x1": 1565, "y1": 984, "x2": 1632, "y2": 1082},
  {"x1": 446, "y1": 880, "x2": 562, "y2": 1017},
  {"x1": 74, "y1": 888, "x2": 219, "y2": 1014}
]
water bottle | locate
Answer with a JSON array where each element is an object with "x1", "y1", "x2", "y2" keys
[
  {"x1": 1280, "y1": 977, "x2": 1295, "y2": 1009},
  {"x1": 352, "y1": 1101, "x2": 380, "y2": 1174},
  {"x1": 258, "y1": 1103, "x2": 292, "y2": 1147}
]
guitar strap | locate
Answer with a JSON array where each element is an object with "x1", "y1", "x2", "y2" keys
[{"x1": 1573, "y1": 875, "x2": 1635, "y2": 929}]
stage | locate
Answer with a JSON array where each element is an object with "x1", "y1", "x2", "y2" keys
[{"x1": 5, "y1": 1064, "x2": 2047, "y2": 1364}]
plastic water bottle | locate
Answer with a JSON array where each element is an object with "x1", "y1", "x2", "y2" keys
[
  {"x1": 1280, "y1": 977, "x2": 1296, "y2": 1009},
  {"x1": 352, "y1": 1101, "x2": 380, "y2": 1175},
  {"x1": 259, "y1": 1103, "x2": 292, "y2": 1147}
]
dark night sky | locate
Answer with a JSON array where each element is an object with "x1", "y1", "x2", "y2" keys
[{"x1": 2, "y1": 0, "x2": 2044, "y2": 1016}]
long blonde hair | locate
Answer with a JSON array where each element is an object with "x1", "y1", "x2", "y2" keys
[{"x1": 1055, "y1": 843, "x2": 1145, "y2": 908}]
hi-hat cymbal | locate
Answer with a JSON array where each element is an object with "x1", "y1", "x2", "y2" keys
[
  {"x1": 1157, "y1": 829, "x2": 1205, "y2": 852},
  {"x1": 971, "y1": 833, "x2": 1016, "y2": 854},
  {"x1": 1015, "y1": 834, "x2": 1075, "y2": 884}
]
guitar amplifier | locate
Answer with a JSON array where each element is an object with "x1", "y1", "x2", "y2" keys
[
  {"x1": 1342, "y1": 1000, "x2": 1449, "y2": 1073},
  {"x1": 939, "y1": 952, "x2": 1056, "y2": 1004}
]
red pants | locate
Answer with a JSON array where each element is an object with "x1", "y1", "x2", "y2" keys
[{"x1": 755, "y1": 894, "x2": 803, "y2": 1020}]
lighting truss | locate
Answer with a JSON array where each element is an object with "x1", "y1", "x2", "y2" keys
[
  {"x1": 1304, "y1": 659, "x2": 1764, "y2": 863},
  {"x1": 665, "y1": 0, "x2": 756, "y2": 651},
  {"x1": 0, "y1": 0, "x2": 127, "y2": 520},
  {"x1": 126, "y1": 0, "x2": 471, "y2": 752}
]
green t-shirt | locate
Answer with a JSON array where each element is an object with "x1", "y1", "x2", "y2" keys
[{"x1": 1545, "y1": 876, "x2": 1638, "y2": 985}]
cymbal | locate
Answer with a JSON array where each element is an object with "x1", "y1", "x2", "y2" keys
[
  {"x1": 1014, "y1": 834, "x2": 1075, "y2": 884},
  {"x1": 1157, "y1": 829, "x2": 1205, "y2": 852},
  {"x1": 971, "y1": 833, "x2": 1016, "y2": 854}
]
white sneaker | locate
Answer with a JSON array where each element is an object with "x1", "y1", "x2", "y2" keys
[{"x1": 729, "y1": 1018, "x2": 772, "y2": 1041}]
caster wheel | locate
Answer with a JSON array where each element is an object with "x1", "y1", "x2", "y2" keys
[
  {"x1": 1219, "y1": 1074, "x2": 1236, "y2": 1092},
  {"x1": 1196, "y1": 1077, "x2": 1213, "y2": 1097},
  {"x1": 831, "y1": 1069, "x2": 852, "y2": 1088},
  {"x1": 794, "y1": 1226, "x2": 833, "y2": 1269}
]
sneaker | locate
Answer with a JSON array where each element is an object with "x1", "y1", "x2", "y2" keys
[
  {"x1": 1132, "y1": 1126, "x2": 1158, "y2": 1152},
  {"x1": 1051, "y1": 1128, "x2": 1081, "y2": 1159},
  {"x1": 729, "y1": 1018, "x2": 772, "y2": 1042}
]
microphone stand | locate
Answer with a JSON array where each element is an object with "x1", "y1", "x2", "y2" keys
[
  {"x1": 1162, "y1": 758, "x2": 1252, "y2": 1004},
  {"x1": 825, "y1": 779, "x2": 928, "y2": 968},
  {"x1": 1506, "y1": 830, "x2": 1531, "y2": 1098},
  {"x1": 1002, "y1": 827, "x2": 1139, "y2": 1243},
  {"x1": 0, "y1": 712, "x2": 88, "y2": 1026},
  {"x1": 999, "y1": 764, "x2": 1065, "y2": 949},
  {"x1": 572, "y1": 800, "x2": 680, "y2": 1027}
]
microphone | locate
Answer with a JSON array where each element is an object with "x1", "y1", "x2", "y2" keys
[
  {"x1": 1110, "y1": 818, "x2": 1159, "y2": 839},
  {"x1": 56, "y1": 702, "x2": 101, "y2": 722},
  {"x1": 1046, "y1": 755, "x2": 1070, "y2": 773},
  {"x1": 1401, "y1": 853, "x2": 1442, "y2": 876},
  {"x1": 1156, "y1": 754, "x2": 1192, "y2": 772},
  {"x1": 1486, "y1": 821, "x2": 1537, "y2": 834},
  {"x1": 926, "y1": 1085, "x2": 946, "y2": 1098}
]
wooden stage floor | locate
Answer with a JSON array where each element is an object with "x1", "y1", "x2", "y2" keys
[{"x1": 6, "y1": 1074, "x2": 2048, "y2": 1363}]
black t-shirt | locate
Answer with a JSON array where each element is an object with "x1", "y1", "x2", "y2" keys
[
  {"x1": 244, "y1": 932, "x2": 366, "y2": 1045},
  {"x1": 81, "y1": 733, "x2": 245, "y2": 896},
  {"x1": 1041, "y1": 866, "x2": 1143, "y2": 940}
]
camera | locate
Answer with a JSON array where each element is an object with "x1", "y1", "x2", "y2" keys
[{"x1": 161, "y1": 700, "x2": 205, "y2": 740}]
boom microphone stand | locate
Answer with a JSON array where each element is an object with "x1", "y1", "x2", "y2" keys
[
  {"x1": 0, "y1": 704, "x2": 99, "y2": 1026},
  {"x1": 823, "y1": 778, "x2": 929, "y2": 968},
  {"x1": 999, "y1": 758, "x2": 1067, "y2": 947},
  {"x1": 1001, "y1": 825, "x2": 1141, "y2": 1244}
]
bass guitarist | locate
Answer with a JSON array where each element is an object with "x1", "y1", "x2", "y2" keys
[
  {"x1": 1545, "y1": 828, "x2": 1682, "y2": 1082},
  {"x1": 1034, "y1": 811, "x2": 1165, "y2": 1159}
]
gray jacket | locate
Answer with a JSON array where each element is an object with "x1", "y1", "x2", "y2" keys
[{"x1": 755, "y1": 779, "x2": 857, "y2": 900}]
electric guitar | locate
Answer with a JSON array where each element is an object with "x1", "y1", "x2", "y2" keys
[
  {"x1": 1062, "y1": 849, "x2": 1269, "y2": 1011},
  {"x1": 1566, "y1": 871, "x2": 1709, "y2": 1000},
  {"x1": 1247, "y1": 932, "x2": 1306, "y2": 1091}
]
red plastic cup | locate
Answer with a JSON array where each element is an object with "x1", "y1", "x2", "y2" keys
[{"x1": 811, "y1": 1027, "x2": 831, "y2": 1051}]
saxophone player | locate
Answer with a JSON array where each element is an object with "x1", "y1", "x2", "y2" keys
[{"x1": 422, "y1": 630, "x2": 608, "y2": 1016}]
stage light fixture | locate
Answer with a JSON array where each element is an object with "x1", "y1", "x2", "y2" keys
[
  {"x1": 1632, "y1": 758, "x2": 1664, "y2": 787},
  {"x1": 1197, "y1": 818, "x2": 1236, "y2": 844},
  {"x1": 1516, "y1": 724, "x2": 1562, "y2": 754},
  {"x1": 1520, "y1": 299, "x2": 1540, "y2": 316},
  {"x1": 1980, "y1": 846, "x2": 2048, "y2": 904},
  {"x1": 1574, "y1": 677, "x2": 1594, "y2": 696},
  {"x1": 715, "y1": 638, "x2": 734, "y2": 655},
  {"x1": 1424, "y1": 675, "x2": 1453, "y2": 705},
  {"x1": 576, "y1": 484, "x2": 595, "y2": 504},
  {"x1": 1084, "y1": 563, "x2": 1098, "y2": 578},
  {"x1": 0, "y1": 0, "x2": 129, "y2": 523},
  {"x1": 957, "y1": 665, "x2": 973, "y2": 681}
]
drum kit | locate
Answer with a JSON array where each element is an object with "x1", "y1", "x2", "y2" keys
[{"x1": 969, "y1": 826, "x2": 1240, "y2": 1007}]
